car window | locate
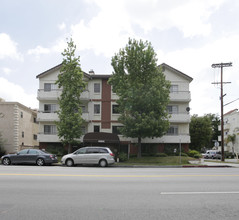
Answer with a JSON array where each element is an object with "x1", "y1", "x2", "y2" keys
[
  {"x1": 86, "y1": 148, "x2": 99, "y2": 154},
  {"x1": 28, "y1": 149, "x2": 39, "y2": 155},
  {"x1": 76, "y1": 148, "x2": 86, "y2": 154},
  {"x1": 18, "y1": 149, "x2": 29, "y2": 155},
  {"x1": 99, "y1": 148, "x2": 108, "y2": 153}
]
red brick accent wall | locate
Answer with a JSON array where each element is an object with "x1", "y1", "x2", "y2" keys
[{"x1": 101, "y1": 79, "x2": 111, "y2": 129}]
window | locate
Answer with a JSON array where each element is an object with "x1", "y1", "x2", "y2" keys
[
  {"x1": 170, "y1": 85, "x2": 178, "y2": 93},
  {"x1": 44, "y1": 125, "x2": 57, "y2": 134},
  {"x1": 94, "y1": 104, "x2": 100, "y2": 114},
  {"x1": 33, "y1": 134, "x2": 37, "y2": 140},
  {"x1": 33, "y1": 117, "x2": 37, "y2": 123},
  {"x1": 86, "y1": 148, "x2": 99, "y2": 154},
  {"x1": 81, "y1": 126, "x2": 86, "y2": 135},
  {"x1": 167, "y1": 126, "x2": 178, "y2": 135},
  {"x1": 44, "y1": 83, "x2": 57, "y2": 91},
  {"x1": 28, "y1": 149, "x2": 38, "y2": 155},
  {"x1": 94, "y1": 83, "x2": 100, "y2": 93},
  {"x1": 112, "y1": 104, "x2": 120, "y2": 114},
  {"x1": 18, "y1": 149, "x2": 28, "y2": 155},
  {"x1": 20, "y1": 112, "x2": 23, "y2": 118},
  {"x1": 94, "y1": 125, "x2": 100, "y2": 132},
  {"x1": 75, "y1": 148, "x2": 86, "y2": 154},
  {"x1": 112, "y1": 126, "x2": 123, "y2": 135},
  {"x1": 81, "y1": 106, "x2": 86, "y2": 113},
  {"x1": 22, "y1": 131, "x2": 24, "y2": 138},
  {"x1": 44, "y1": 104, "x2": 57, "y2": 113},
  {"x1": 167, "y1": 105, "x2": 178, "y2": 114}
]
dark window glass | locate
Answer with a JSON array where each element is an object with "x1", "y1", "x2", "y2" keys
[
  {"x1": 112, "y1": 105, "x2": 120, "y2": 114},
  {"x1": 99, "y1": 148, "x2": 108, "y2": 153},
  {"x1": 86, "y1": 148, "x2": 99, "y2": 154},
  {"x1": 94, "y1": 83, "x2": 100, "y2": 93},
  {"x1": 18, "y1": 149, "x2": 28, "y2": 155},
  {"x1": 94, "y1": 125, "x2": 100, "y2": 132},
  {"x1": 28, "y1": 149, "x2": 38, "y2": 155},
  {"x1": 112, "y1": 126, "x2": 123, "y2": 135},
  {"x1": 94, "y1": 104, "x2": 100, "y2": 114}
]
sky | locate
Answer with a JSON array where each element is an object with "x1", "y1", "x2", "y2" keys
[{"x1": 0, "y1": 0, "x2": 239, "y2": 116}]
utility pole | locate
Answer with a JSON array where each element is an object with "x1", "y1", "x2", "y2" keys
[{"x1": 211, "y1": 62, "x2": 232, "y2": 161}]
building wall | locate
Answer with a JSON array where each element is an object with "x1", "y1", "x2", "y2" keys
[
  {"x1": 0, "y1": 102, "x2": 39, "y2": 153},
  {"x1": 224, "y1": 110, "x2": 239, "y2": 153},
  {"x1": 36, "y1": 64, "x2": 192, "y2": 153}
]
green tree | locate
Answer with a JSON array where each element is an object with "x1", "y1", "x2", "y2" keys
[
  {"x1": 109, "y1": 38, "x2": 171, "y2": 158},
  {"x1": 56, "y1": 38, "x2": 87, "y2": 153},
  {"x1": 190, "y1": 115, "x2": 213, "y2": 151},
  {"x1": 206, "y1": 113, "x2": 220, "y2": 148}
]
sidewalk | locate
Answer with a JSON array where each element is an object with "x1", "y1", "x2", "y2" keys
[{"x1": 188, "y1": 159, "x2": 239, "y2": 168}]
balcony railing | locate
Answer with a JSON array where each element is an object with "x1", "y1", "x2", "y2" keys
[
  {"x1": 169, "y1": 113, "x2": 190, "y2": 123},
  {"x1": 170, "y1": 91, "x2": 191, "y2": 102},
  {"x1": 37, "y1": 111, "x2": 90, "y2": 122},
  {"x1": 37, "y1": 89, "x2": 90, "y2": 100}
]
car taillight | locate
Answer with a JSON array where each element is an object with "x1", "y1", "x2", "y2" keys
[{"x1": 110, "y1": 153, "x2": 114, "y2": 157}]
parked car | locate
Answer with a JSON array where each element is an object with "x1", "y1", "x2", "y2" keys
[
  {"x1": 213, "y1": 152, "x2": 222, "y2": 160},
  {"x1": 1, "y1": 149, "x2": 58, "y2": 166},
  {"x1": 203, "y1": 150, "x2": 221, "y2": 159},
  {"x1": 61, "y1": 146, "x2": 115, "y2": 167}
]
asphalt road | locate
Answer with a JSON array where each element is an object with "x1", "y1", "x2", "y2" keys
[{"x1": 1, "y1": 165, "x2": 239, "y2": 220}]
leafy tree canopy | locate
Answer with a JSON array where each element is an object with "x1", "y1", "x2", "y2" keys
[
  {"x1": 109, "y1": 38, "x2": 171, "y2": 157},
  {"x1": 190, "y1": 114, "x2": 213, "y2": 151},
  {"x1": 56, "y1": 38, "x2": 86, "y2": 151}
]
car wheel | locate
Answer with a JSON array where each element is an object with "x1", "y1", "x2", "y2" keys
[
  {"x1": 2, "y1": 157, "x2": 11, "y2": 165},
  {"x1": 99, "y1": 159, "x2": 108, "y2": 167},
  {"x1": 66, "y1": 159, "x2": 74, "y2": 167},
  {"x1": 36, "y1": 158, "x2": 45, "y2": 166}
]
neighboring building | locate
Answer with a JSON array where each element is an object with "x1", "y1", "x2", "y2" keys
[
  {"x1": 0, "y1": 101, "x2": 39, "y2": 153},
  {"x1": 36, "y1": 63, "x2": 193, "y2": 154},
  {"x1": 223, "y1": 109, "x2": 239, "y2": 154}
]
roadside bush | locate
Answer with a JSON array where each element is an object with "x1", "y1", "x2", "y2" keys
[
  {"x1": 156, "y1": 153, "x2": 168, "y2": 157},
  {"x1": 225, "y1": 152, "x2": 235, "y2": 159},
  {"x1": 181, "y1": 153, "x2": 188, "y2": 157},
  {"x1": 118, "y1": 152, "x2": 128, "y2": 162},
  {"x1": 188, "y1": 150, "x2": 201, "y2": 158}
]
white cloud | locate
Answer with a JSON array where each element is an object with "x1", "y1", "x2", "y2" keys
[
  {"x1": 1, "y1": 67, "x2": 12, "y2": 75},
  {"x1": 58, "y1": 22, "x2": 66, "y2": 31},
  {"x1": 28, "y1": 46, "x2": 50, "y2": 56},
  {"x1": 0, "y1": 33, "x2": 23, "y2": 60},
  {"x1": 0, "y1": 77, "x2": 38, "y2": 109}
]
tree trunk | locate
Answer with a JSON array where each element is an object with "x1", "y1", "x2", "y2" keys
[
  {"x1": 68, "y1": 143, "x2": 72, "y2": 154},
  {"x1": 137, "y1": 137, "x2": 142, "y2": 158}
]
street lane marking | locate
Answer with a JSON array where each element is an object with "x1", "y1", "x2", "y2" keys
[
  {"x1": 1, "y1": 173, "x2": 239, "y2": 178},
  {"x1": 161, "y1": 192, "x2": 239, "y2": 195}
]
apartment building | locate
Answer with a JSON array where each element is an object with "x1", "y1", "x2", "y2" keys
[
  {"x1": 0, "y1": 100, "x2": 39, "y2": 153},
  {"x1": 223, "y1": 109, "x2": 239, "y2": 154},
  {"x1": 36, "y1": 63, "x2": 193, "y2": 154}
]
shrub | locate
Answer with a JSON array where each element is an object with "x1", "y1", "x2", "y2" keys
[
  {"x1": 181, "y1": 153, "x2": 188, "y2": 157},
  {"x1": 156, "y1": 153, "x2": 168, "y2": 157},
  {"x1": 188, "y1": 150, "x2": 201, "y2": 158},
  {"x1": 118, "y1": 152, "x2": 128, "y2": 162}
]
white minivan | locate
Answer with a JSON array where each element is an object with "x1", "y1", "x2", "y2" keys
[
  {"x1": 61, "y1": 146, "x2": 115, "y2": 167},
  {"x1": 203, "y1": 150, "x2": 221, "y2": 159}
]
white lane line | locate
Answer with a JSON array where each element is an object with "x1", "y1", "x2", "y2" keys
[{"x1": 161, "y1": 191, "x2": 239, "y2": 195}]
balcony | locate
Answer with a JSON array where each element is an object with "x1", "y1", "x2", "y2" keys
[
  {"x1": 119, "y1": 134, "x2": 190, "y2": 144},
  {"x1": 37, "y1": 112, "x2": 59, "y2": 122},
  {"x1": 37, "y1": 89, "x2": 90, "y2": 101},
  {"x1": 38, "y1": 133, "x2": 60, "y2": 143},
  {"x1": 169, "y1": 113, "x2": 190, "y2": 123},
  {"x1": 37, "y1": 112, "x2": 90, "y2": 122},
  {"x1": 170, "y1": 91, "x2": 191, "y2": 102}
]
